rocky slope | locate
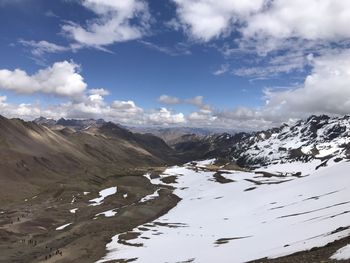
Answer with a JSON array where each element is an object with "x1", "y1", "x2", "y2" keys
[
  {"x1": 0, "y1": 115, "x2": 180, "y2": 202},
  {"x1": 172, "y1": 115, "x2": 350, "y2": 167}
]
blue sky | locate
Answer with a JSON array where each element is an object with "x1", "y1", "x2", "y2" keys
[{"x1": 0, "y1": 0, "x2": 350, "y2": 129}]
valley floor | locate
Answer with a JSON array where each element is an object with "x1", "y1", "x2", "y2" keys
[{"x1": 1, "y1": 159, "x2": 350, "y2": 262}]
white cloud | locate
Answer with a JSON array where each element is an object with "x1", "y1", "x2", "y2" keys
[
  {"x1": 243, "y1": 1, "x2": 350, "y2": 42},
  {"x1": 158, "y1": 95, "x2": 180, "y2": 105},
  {"x1": 185, "y1": 96, "x2": 206, "y2": 108},
  {"x1": 188, "y1": 108, "x2": 217, "y2": 124},
  {"x1": 0, "y1": 61, "x2": 190, "y2": 127},
  {"x1": 158, "y1": 95, "x2": 211, "y2": 111},
  {"x1": 19, "y1": 40, "x2": 70, "y2": 57},
  {"x1": 88, "y1": 88, "x2": 110, "y2": 96},
  {"x1": 111, "y1": 100, "x2": 143, "y2": 115},
  {"x1": 234, "y1": 51, "x2": 310, "y2": 79},
  {"x1": 0, "y1": 96, "x2": 62, "y2": 120},
  {"x1": 192, "y1": 49, "x2": 350, "y2": 129},
  {"x1": 172, "y1": 0, "x2": 265, "y2": 42},
  {"x1": 139, "y1": 40, "x2": 191, "y2": 56},
  {"x1": 4, "y1": 48, "x2": 350, "y2": 130},
  {"x1": 148, "y1": 107, "x2": 186, "y2": 125},
  {"x1": 265, "y1": 49, "x2": 350, "y2": 116},
  {"x1": 0, "y1": 61, "x2": 87, "y2": 98},
  {"x1": 213, "y1": 63, "x2": 229, "y2": 76},
  {"x1": 173, "y1": 0, "x2": 350, "y2": 43},
  {"x1": 62, "y1": 0, "x2": 150, "y2": 47}
]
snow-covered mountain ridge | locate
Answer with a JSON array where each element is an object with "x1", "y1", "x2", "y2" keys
[{"x1": 220, "y1": 115, "x2": 350, "y2": 167}]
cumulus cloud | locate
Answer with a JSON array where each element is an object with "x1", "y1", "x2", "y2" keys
[
  {"x1": 149, "y1": 49, "x2": 350, "y2": 130},
  {"x1": 0, "y1": 96, "x2": 62, "y2": 120},
  {"x1": 0, "y1": 61, "x2": 87, "y2": 98},
  {"x1": 88, "y1": 88, "x2": 110, "y2": 96},
  {"x1": 265, "y1": 49, "x2": 350, "y2": 116},
  {"x1": 148, "y1": 108, "x2": 186, "y2": 125},
  {"x1": 158, "y1": 95, "x2": 180, "y2": 105},
  {"x1": 62, "y1": 0, "x2": 150, "y2": 47},
  {"x1": 173, "y1": 0, "x2": 350, "y2": 44},
  {"x1": 242, "y1": 0, "x2": 350, "y2": 42},
  {"x1": 172, "y1": 0, "x2": 265, "y2": 42},
  {"x1": 188, "y1": 108, "x2": 217, "y2": 125},
  {"x1": 189, "y1": 49, "x2": 350, "y2": 130},
  {"x1": 0, "y1": 93, "x2": 147, "y2": 125},
  {"x1": 172, "y1": 0, "x2": 350, "y2": 81},
  {"x1": 0, "y1": 62, "x2": 191, "y2": 127}
]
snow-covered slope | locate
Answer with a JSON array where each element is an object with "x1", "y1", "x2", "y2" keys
[
  {"x1": 97, "y1": 158, "x2": 350, "y2": 263},
  {"x1": 94, "y1": 115, "x2": 350, "y2": 263},
  {"x1": 228, "y1": 115, "x2": 350, "y2": 167}
]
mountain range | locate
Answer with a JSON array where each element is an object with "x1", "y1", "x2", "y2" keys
[{"x1": 2, "y1": 114, "x2": 350, "y2": 262}]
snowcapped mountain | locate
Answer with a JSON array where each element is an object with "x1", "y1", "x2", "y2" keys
[
  {"x1": 228, "y1": 115, "x2": 350, "y2": 167},
  {"x1": 173, "y1": 115, "x2": 350, "y2": 168}
]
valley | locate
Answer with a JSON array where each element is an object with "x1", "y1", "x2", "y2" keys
[{"x1": 1, "y1": 115, "x2": 350, "y2": 262}]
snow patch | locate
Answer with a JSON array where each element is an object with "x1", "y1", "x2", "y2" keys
[
  {"x1": 70, "y1": 208, "x2": 78, "y2": 214},
  {"x1": 56, "y1": 223, "x2": 72, "y2": 231},
  {"x1": 195, "y1": 158, "x2": 216, "y2": 167},
  {"x1": 89, "y1": 187, "x2": 117, "y2": 206},
  {"x1": 139, "y1": 190, "x2": 160, "y2": 203},
  {"x1": 95, "y1": 209, "x2": 118, "y2": 218},
  {"x1": 331, "y1": 244, "x2": 350, "y2": 260}
]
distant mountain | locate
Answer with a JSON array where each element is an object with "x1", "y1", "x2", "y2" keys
[
  {"x1": 33, "y1": 116, "x2": 57, "y2": 126},
  {"x1": 34, "y1": 117, "x2": 107, "y2": 131},
  {"x1": 129, "y1": 126, "x2": 236, "y2": 144}
]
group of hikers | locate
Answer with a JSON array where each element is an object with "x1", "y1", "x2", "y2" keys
[
  {"x1": 19, "y1": 238, "x2": 64, "y2": 260},
  {"x1": 44, "y1": 247, "x2": 63, "y2": 260},
  {"x1": 18, "y1": 238, "x2": 64, "y2": 261},
  {"x1": 19, "y1": 238, "x2": 37, "y2": 246}
]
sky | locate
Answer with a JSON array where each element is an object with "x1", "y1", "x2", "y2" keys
[{"x1": 1, "y1": 0, "x2": 350, "y2": 130}]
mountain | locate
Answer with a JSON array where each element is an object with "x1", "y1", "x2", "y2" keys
[
  {"x1": 227, "y1": 115, "x2": 350, "y2": 167},
  {"x1": 0, "y1": 115, "x2": 180, "y2": 202},
  {"x1": 171, "y1": 115, "x2": 350, "y2": 168},
  {"x1": 34, "y1": 117, "x2": 107, "y2": 130},
  {"x1": 129, "y1": 126, "x2": 236, "y2": 144}
]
